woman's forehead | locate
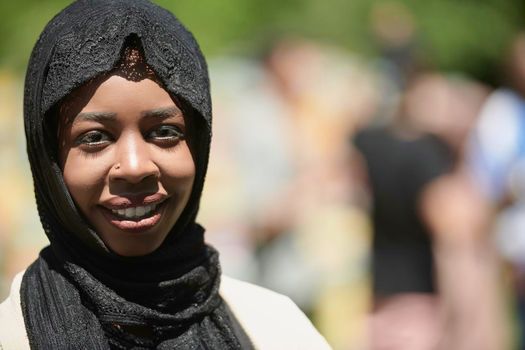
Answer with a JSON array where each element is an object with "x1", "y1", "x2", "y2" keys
[{"x1": 59, "y1": 75, "x2": 177, "y2": 127}]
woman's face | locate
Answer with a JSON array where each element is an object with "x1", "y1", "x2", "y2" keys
[{"x1": 58, "y1": 74, "x2": 195, "y2": 256}]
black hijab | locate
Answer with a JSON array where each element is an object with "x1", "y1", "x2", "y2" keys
[{"x1": 20, "y1": 0, "x2": 253, "y2": 348}]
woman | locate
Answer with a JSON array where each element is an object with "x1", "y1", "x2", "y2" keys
[{"x1": 0, "y1": 0, "x2": 330, "y2": 349}]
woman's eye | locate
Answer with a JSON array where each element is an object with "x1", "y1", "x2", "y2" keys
[
  {"x1": 75, "y1": 130, "x2": 111, "y2": 147},
  {"x1": 149, "y1": 125, "x2": 184, "y2": 141}
]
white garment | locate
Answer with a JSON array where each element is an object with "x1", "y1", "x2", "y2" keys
[
  {"x1": 467, "y1": 89, "x2": 525, "y2": 264},
  {"x1": 0, "y1": 272, "x2": 26, "y2": 350},
  {"x1": 467, "y1": 89, "x2": 525, "y2": 200},
  {"x1": 0, "y1": 272, "x2": 331, "y2": 350}
]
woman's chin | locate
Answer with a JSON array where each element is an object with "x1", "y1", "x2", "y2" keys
[{"x1": 105, "y1": 236, "x2": 165, "y2": 257}]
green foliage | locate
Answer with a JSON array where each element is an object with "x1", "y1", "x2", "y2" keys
[{"x1": 0, "y1": 0, "x2": 522, "y2": 83}]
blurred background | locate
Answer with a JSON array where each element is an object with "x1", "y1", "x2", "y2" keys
[{"x1": 1, "y1": 0, "x2": 525, "y2": 349}]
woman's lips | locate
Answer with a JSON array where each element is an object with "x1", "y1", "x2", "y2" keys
[
  {"x1": 102, "y1": 193, "x2": 167, "y2": 209},
  {"x1": 100, "y1": 200, "x2": 166, "y2": 233}
]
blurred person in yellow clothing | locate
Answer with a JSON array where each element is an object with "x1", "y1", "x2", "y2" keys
[{"x1": 201, "y1": 39, "x2": 379, "y2": 349}]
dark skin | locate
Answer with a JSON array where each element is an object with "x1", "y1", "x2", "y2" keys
[
  {"x1": 58, "y1": 73, "x2": 195, "y2": 257},
  {"x1": 56, "y1": 52, "x2": 198, "y2": 337}
]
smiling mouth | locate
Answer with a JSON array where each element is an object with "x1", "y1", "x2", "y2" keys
[
  {"x1": 101, "y1": 200, "x2": 166, "y2": 232},
  {"x1": 110, "y1": 202, "x2": 160, "y2": 221}
]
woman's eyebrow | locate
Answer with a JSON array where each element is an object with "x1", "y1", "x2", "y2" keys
[
  {"x1": 141, "y1": 106, "x2": 182, "y2": 119},
  {"x1": 75, "y1": 111, "x2": 117, "y2": 123}
]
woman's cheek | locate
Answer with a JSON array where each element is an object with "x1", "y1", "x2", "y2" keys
[
  {"x1": 62, "y1": 152, "x2": 109, "y2": 208},
  {"x1": 158, "y1": 145, "x2": 196, "y2": 187}
]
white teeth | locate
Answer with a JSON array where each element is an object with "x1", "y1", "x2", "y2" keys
[
  {"x1": 111, "y1": 203, "x2": 159, "y2": 220},
  {"x1": 136, "y1": 206, "x2": 145, "y2": 216},
  {"x1": 125, "y1": 207, "x2": 135, "y2": 217}
]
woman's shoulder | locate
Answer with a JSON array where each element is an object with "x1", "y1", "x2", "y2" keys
[
  {"x1": 0, "y1": 272, "x2": 331, "y2": 349},
  {"x1": 0, "y1": 270, "x2": 30, "y2": 350},
  {"x1": 220, "y1": 275, "x2": 332, "y2": 350}
]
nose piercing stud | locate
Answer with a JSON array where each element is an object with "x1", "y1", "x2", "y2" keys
[{"x1": 114, "y1": 164, "x2": 120, "y2": 170}]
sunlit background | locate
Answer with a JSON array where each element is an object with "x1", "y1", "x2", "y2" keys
[{"x1": 1, "y1": 1, "x2": 524, "y2": 349}]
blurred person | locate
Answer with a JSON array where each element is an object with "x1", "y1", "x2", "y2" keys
[
  {"x1": 356, "y1": 70, "x2": 508, "y2": 349},
  {"x1": 408, "y1": 75, "x2": 510, "y2": 350},
  {"x1": 199, "y1": 56, "x2": 296, "y2": 282},
  {"x1": 414, "y1": 75, "x2": 508, "y2": 350},
  {"x1": 354, "y1": 73, "x2": 455, "y2": 295},
  {"x1": 261, "y1": 40, "x2": 379, "y2": 350},
  {"x1": 421, "y1": 169, "x2": 509, "y2": 350},
  {"x1": 353, "y1": 73, "x2": 454, "y2": 350},
  {"x1": 0, "y1": 1, "x2": 330, "y2": 349},
  {"x1": 205, "y1": 38, "x2": 378, "y2": 348},
  {"x1": 200, "y1": 37, "x2": 383, "y2": 349},
  {"x1": 467, "y1": 31, "x2": 525, "y2": 349}
]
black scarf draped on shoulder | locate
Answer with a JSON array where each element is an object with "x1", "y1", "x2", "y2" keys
[{"x1": 20, "y1": 1, "x2": 253, "y2": 348}]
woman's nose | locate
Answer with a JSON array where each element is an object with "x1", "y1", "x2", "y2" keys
[{"x1": 109, "y1": 135, "x2": 160, "y2": 184}]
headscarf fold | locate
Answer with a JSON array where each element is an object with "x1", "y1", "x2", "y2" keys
[{"x1": 20, "y1": 1, "x2": 252, "y2": 348}]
